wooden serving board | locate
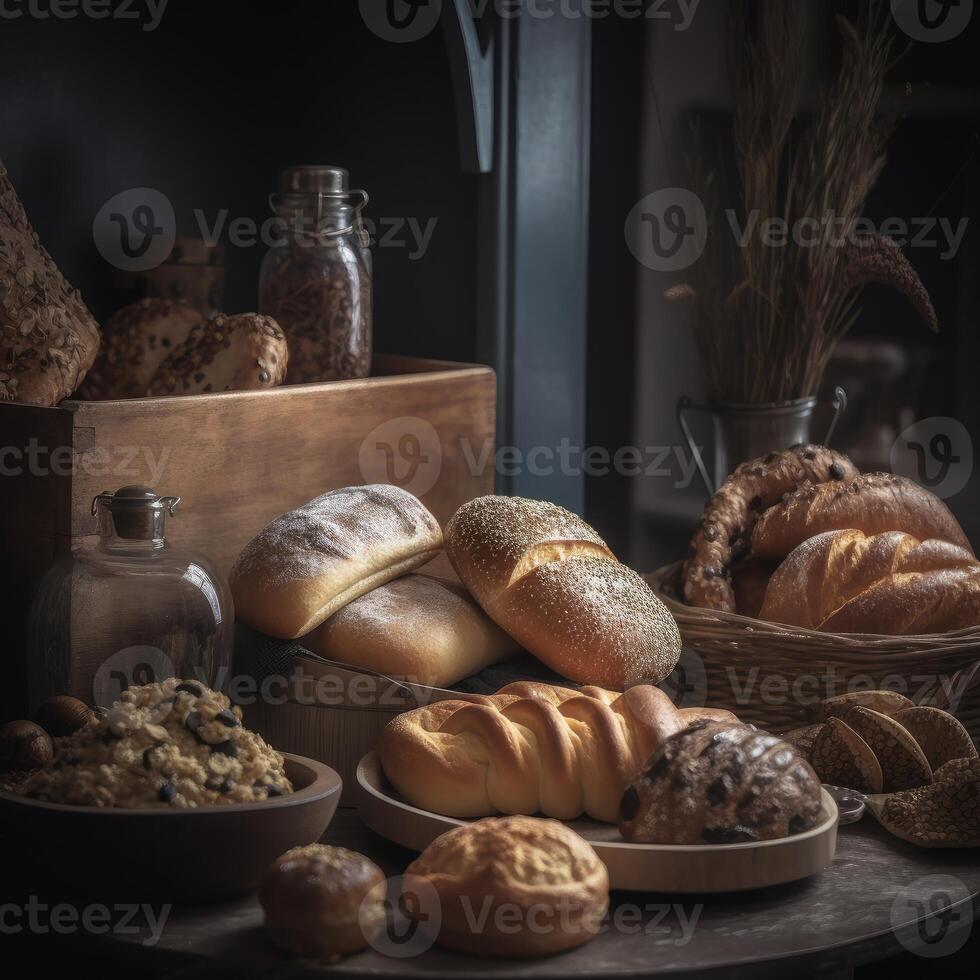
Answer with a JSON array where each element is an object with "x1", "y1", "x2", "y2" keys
[{"x1": 356, "y1": 752, "x2": 839, "y2": 893}]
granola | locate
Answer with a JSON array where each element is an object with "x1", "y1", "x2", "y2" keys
[{"x1": 21, "y1": 679, "x2": 292, "y2": 808}]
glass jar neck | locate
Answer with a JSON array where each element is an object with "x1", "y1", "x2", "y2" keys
[{"x1": 99, "y1": 533, "x2": 168, "y2": 554}]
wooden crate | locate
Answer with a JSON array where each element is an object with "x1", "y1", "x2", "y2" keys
[{"x1": 0, "y1": 355, "x2": 496, "y2": 719}]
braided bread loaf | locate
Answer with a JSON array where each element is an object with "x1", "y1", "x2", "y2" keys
[
  {"x1": 378, "y1": 681, "x2": 738, "y2": 823},
  {"x1": 683, "y1": 445, "x2": 858, "y2": 611}
]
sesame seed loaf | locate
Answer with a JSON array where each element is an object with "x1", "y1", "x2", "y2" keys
[{"x1": 445, "y1": 496, "x2": 681, "y2": 689}]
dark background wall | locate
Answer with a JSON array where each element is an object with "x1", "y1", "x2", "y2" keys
[
  {"x1": 0, "y1": 0, "x2": 479, "y2": 360},
  {"x1": 0, "y1": 0, "x2": 643, "y2": 546}
]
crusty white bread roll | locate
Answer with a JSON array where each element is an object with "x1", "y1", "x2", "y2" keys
[
  {"x1": 445, "y1": 496, "x2": 681, "y2": 688},
  {"x1": 302, "y1": 573, "x2": 521, "y2": 687},
  {"x1": 78, "y1": 298, "x2": 203, "y2": 400},
  {"x1": 230, "y1": 485, "x2": 443, "y2": 639},
  {"x1": 759, "y1": 529, "x2": 980, "y2": 634},
  {"x1": 752, "y1": 472, "x2": 973, "y2": 558},
  {"x1": 147, "y1": 312, "x2": 288, "y2": 396},
  {"x1": 379, "y1": 680, "x2": 738, "y2": 823},
  {"x1": 404, "y1": 816, "x2": 608, "y2": 958}
]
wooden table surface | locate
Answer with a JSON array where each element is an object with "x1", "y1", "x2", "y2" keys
[{"x1": 74, "y1": 806, "x2": 979, "y2": 979}]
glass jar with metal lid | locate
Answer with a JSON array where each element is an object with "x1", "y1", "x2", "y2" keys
[
  {"x1": 27, "y1": 486, "x2": 233, "y2": 711},
  {"x1": 259, "y1": 165, "x2": 373, "y2": 383}
]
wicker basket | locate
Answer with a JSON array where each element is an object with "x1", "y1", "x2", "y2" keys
[{"x1": 646, "y1": 563, "x2": 980, "y2": 747}]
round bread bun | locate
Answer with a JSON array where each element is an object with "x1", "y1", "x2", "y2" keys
[
  {"x1": 259, "y1": 844, "x2": 386, "y2": 961},
  {"x1": 77, "y1": 297, "x2": 203, "y2": 400},
  {"x1": 404, "y1": 816, "x2": 609, "y2": 958},
  {"x1": 230, "y1": 484, "x2": 443, "y2": 639},
  {"x1": 445, "y1": 496, "x2": 681, "y2": 688},
  {"x1": 146, "y1": 312, "x2": 288, "y2": 396}
]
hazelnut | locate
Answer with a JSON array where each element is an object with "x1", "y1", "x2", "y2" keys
[
  {"x1": 0, "y1": 720, "x2": 54, "y2": 772},
  {"x1": 33, "y1": 696, "x2": 95, "y2": 737}
]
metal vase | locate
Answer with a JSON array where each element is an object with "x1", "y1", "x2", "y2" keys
[{"x1": 677, "y1": 389, "x2": 847, "y2": 496}]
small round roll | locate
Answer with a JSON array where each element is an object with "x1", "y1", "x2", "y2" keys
[
  {"x1": 404, "y1": 816, "x2": 609, "y2": 958},
  {"x1": 445, "y1": 496, "x2": 681, "y2": 688},
  {"x1": 259, "y1": 844, "x2": 386, "y2": 961}
]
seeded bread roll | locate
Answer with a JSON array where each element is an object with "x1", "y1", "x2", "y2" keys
[
  {"x1": 77, "y1": 298, "x2": 203, "y2": 400},
  {"x1": 146, "y1": 312, "x2": 288, "y2": 396},
  {"x1": 445, "y1": 496, "x2": 681, "y2": 689},
  {"x1": 759, "y1": 529, "x2": 980, "y2": 634},
  {"x1": 230, "y1": 485, "x2": 443, "y2": 639},
  {"x1": 404, "y1": 816, "x2": 609, "y2": 958},
  {"x1": 1, "y1": 159, "x2": 101, "y2": 406},
  {"x1": 682, "y1": 445, "x2": 859, "y2": 612},
  {"x1": 752, "y1": 472, "x2": 973, "y2": 558},
  {"x1": 618, "y1": 720, "x2": 823, "y2": 844},
  {"x1": 302, "y1": 573, "x2": 521, "y2": 687}
]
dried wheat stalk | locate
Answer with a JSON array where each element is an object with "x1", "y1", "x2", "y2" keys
[{"x1": 670, "y1": 0, "x2": 936, "y2": 405}]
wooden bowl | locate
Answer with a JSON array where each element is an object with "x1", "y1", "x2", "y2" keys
[
  {"x1": 356, "y1": 752, "x2": 838, "y2": 893},
  {"x1": 0, "y1": 753, "x2": 341, "y2": 904}
]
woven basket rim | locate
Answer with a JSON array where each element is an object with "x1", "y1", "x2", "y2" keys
[{"x1": 645, "y1": 561, "x2": 980, "y2": 653}]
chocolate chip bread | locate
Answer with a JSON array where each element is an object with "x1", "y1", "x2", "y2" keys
[{"x1": 618, "y1": 720, "x2": 823, "y2": 844}]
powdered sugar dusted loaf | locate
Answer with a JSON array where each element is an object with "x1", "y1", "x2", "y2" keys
[{"x1": 230, "y1": 484, "x2": 443, "y2": 639}]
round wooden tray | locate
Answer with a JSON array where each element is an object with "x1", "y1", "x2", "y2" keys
[{"x1": 356, "y1": 751, "x2": 839, "y2": 892}]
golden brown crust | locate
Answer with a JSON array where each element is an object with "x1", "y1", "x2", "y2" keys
[
  {"x1": 682, "y1": 445, "x2": 858, "y2": 611},
  {"x1": 379, "y1": 681, "x2": 737, "y2": 823},
  {"x1": 230, "y1": 485, "x2": 443, "y2": 639},
  {"x1": 260, "y1": 844, "x2": 386, "y2": 960},
  {"x1": 77, "y1": 298, "x2": 203, "y2": 399},
  {"x1": 404, "y1": 816, "x2": 608, "y2": 958},
  {"x1": 446, "y1": 496, "x2": 681, "y2": 688},
  {"x1": 760, "y1": 529, "x2": 980, "y2": 634},
  {"x1": 302, "y1": 574, "x2": 520, "y2": 687},
  {"x1": 0, "y1": 159, "x2": 101, "y2": 406},
  {"x1": 752, "y1": 472, "x2": 973, "y2": 558}
]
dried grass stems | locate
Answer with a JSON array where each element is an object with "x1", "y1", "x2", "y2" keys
[{"x1": 671, "y1": 0, "x2": 936, "y2": 405}]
